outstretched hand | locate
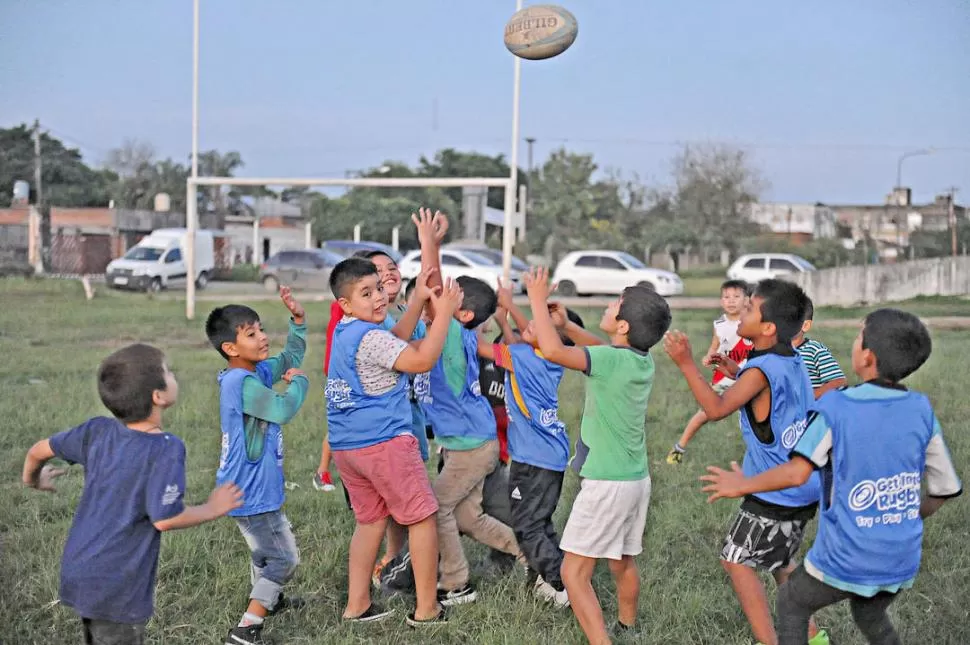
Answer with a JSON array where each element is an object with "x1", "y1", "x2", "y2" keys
[
  {"x1": 662, "y1": 330, "x2": 693, "y2": 366},
  {"x1": 496, "y1": 277, "x2": 515, "y2": 312},
  {"x1": 36, "y1": 464, "x2": 67, "y2": 492},
  {"x1": 698, "y1": 461, "x2": 747, "y2": 503},
  {"x1": 430, "y1": 278, "x2": 464, "y2": 316},
  {"x1": 411, "y1": 207, "x2": 448, "y2": 246},
  {"x1": 411, "y1": 267, "x2": 437, "y2": 304},
  {"x1": 279, "y1": 286, "x2": 305, "y2": 322},
  {"x1": 524, "y1": 266, "x2": 555, "y2": 304}
]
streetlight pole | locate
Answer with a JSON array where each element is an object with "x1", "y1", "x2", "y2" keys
[
  {"x1": 186, "y1": 0, "x2": 200, "y2": 319},
  {"x1": 892, "y1": 148, "x2": 934, "y2": 262}
]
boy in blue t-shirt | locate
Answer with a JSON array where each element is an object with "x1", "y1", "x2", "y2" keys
[
  {"x1": 21, "y1": 343, "x2": 243, "y2": 645},
  {"x1": 664, "y1": 279, "x2": 830, "y2": 645},
  {"x1": 478, "y1": 286, "x2": 591, "y2": 609},
  {"x1": 205, "y1": 287, "x2": 310, "y2": 645},
  {"x1": 702, "y1": 308, "x2": 962, "y2": 645}
]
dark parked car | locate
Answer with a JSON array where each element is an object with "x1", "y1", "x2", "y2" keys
[{"x1": 259, "y1": 249, "x2": 343, "y2": 291}]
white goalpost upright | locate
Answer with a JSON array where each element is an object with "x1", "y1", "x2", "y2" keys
[{"x1": 185, "y1": 0, "x2": 524, "y2": 320}]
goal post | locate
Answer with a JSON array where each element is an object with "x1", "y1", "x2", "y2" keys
[{"x1": 184, "y1": 175, "x2": 517, "y2": 319}]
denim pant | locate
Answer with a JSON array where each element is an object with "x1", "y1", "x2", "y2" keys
[{"x1": 236, "y1": 511, "x2": 300, "y2": 610}]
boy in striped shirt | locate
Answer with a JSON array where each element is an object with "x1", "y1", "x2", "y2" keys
[{"x1": 793, "y1": 299, "x2": 847, "y2": 399}]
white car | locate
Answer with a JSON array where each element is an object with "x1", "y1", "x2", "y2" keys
[
  {"x1": 551, "y1": 250, "x2": 684, "y2": 297},
  {"x1": 726, "y1": 253, "x2": 816, "y2": 284},
  {"x1": 399, "y1": 248, "x2": 522, "y2": 293}
]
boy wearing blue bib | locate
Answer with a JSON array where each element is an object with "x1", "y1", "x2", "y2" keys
[
  {"x1": 205, "y1": 288, "x2": 310, "y2": 645},
  {"x1": 326, "y1": 257, "x2": 461, "y2": 627},
  {"x1": 479, "y1": 289, "x2": 589, "y2": 608},
  {"x1": 702, "y1": 308, "x2": 962, "y2": 645},
  {"x1": 414, "y1": 208, "x2": 523, "y2": 607},
  {"x1": 664, "y1": 279, "x2": 829, "y2": 645}
]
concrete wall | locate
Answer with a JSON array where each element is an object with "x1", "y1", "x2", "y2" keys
[{"x1": 794, "y1": 256, "x2": 970, "y2": 307}]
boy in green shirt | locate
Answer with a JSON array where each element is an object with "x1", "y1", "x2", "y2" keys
[{"x1": 523, "y1": 267, "x2": 671, "y2": 645}]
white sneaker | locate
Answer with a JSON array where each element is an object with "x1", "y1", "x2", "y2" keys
[{"x1": 534, "y1": 576, "x2": 570, "y2": 608}]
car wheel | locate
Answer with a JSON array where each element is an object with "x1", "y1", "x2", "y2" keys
[
  {"x1": 263, "y1": 275, "x2": 279, "y2": 292},
  {"x1": 558, "y1": 280, "x2": 577, "y2": 297},
  {"x1": 195, "y1": 271, "x2": 209, "y2": 290},
  {"x1": 148, "y1": 277, "x2": 162, "y2": 293}
]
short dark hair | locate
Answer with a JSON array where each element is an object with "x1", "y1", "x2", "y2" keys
[
  {"x1": 97, "y1": 344, "x2": 168, "y2": 423},
  {"x1": 618, "y1": 285, "x2": 672, "y2": 352},
  {"x1": 721, "y1": 279, "x2": 750, "y2": 296},
  {"x1": 456, "y1": 276, "x2": 497, "y2": 329},
  {"x1": 362, "y1": 250, "x2": 394, "y2": 263},
  {"x1": 329, "y1": 257, "x2": 379, "y2": 300},
  {"x1": 561, "y1": 307, "x2": 585, "y2": 347},
  {"x1": 404, "y1": 277, "x2": 417, "y2": 301},
  {"x1": 804, "y1": 297, "x2": 815, "y2": 322},
  {"x1": 862, "y1": 309, "x2": 931, "y2": 383},
  {"x1": 753, "y1": 279, "x2": 809, "y2": 345},
  {"x1": 205, "y1": 304, "x2": 261, "y2": 360}
]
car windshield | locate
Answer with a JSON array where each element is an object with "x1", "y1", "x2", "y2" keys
[
  {"x1": 123, "y1": 247, "x2": 164, "y2": 261},
  {"x1": 617, "y1": 252, "x2": 646, "y2": 269}
]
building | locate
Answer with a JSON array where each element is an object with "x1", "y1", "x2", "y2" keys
[
  {"x1": 744, "y1": 202, "x2": 837, "y2": 244},
  {"x1": 223, "y1": 196, "x2": 310, "y2": 264},
  {"x1": 830, "y1": 191, "x2": 966, "y2": 261}
]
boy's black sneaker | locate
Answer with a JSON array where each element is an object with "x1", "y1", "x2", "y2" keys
[
  {"x1": 343, "y1": 602, "x2": 394, "y2": 623},
  {"x1": 437, "y1": 584, "x2": 477, "y2": 606},
  {"x1": 266, "y1": 593, "x2": 306, "y2": 616},
  {"x1": 406, "y1": 606, "x2": 449, "y2": 627},
  {"x1": 225, "y1": 624, "x2": 270, "y2": 645}
]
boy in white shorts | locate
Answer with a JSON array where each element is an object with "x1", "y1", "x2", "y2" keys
[{"x1": 522, "y1": 268, "x2": 671, "y2": 644}]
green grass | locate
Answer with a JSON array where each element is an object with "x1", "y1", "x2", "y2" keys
[{"x1": 1, "y1": 279, "x2": 968, "y2": 644}]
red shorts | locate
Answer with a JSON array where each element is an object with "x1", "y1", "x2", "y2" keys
[{"x1": 332, "y1": 434, "x2": 438, "y2": 525}]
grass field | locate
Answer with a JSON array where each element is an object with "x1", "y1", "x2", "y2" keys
[{"x1": 1, "y1": 279, "x2": 967, "y2": 645}]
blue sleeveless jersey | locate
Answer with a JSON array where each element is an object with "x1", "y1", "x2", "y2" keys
[
  {"x1": 806, "y1": 390, "x2": 934, "y2": 586},
  {"x1": 739, "y1": 351, "x2": 820, "y2": 507},
  {"x1": 414, "y1": 326, "x2": 496, "y2": 442},
  {"x1": 381, "y1": 312, "x2": 430, "y2": 460},
  {"x1": 505, "y1": 345, "x2": 569, "y2": 471},
  {"x1": 326, "y1": 318, "x2": 413, "y2": 450},
  {"x1": 217, "y1": 363, "x2": 285, "y2": 516}
]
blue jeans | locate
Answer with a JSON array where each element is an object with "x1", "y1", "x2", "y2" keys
[{"x1": 235, "y1": 511, "x2": 300, "y2": 610}]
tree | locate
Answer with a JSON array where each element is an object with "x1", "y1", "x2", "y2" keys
[
  {"x1": 105, "y1": 140, "x2": 190, "y2": 214},
  {"x1": 0, "y1": 124, "x2": 113, "y2": 207},
  {"x1": 197, "y1": 150, "x2": 244, "y2": 228},
  {"x1": 668, "y1": 143, "x2": 765, "y2": 258}
]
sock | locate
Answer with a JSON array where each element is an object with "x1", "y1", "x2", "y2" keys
[
  {"x1": 239, "y1": 612, "x2": 264, "y2": 628},
  {"x1": 673, "y1": 442, "x2": 685, "y2": 453}
]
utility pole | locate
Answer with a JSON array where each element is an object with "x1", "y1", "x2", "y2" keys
[
  {"x1": 525, "y1": 137, "x2": 536, "y2": 178},
  {"x1": 946, "y1": 187, "x2": 959, "y2": 257},
  {"x1": 33, "y1": 119, "x2": 51, "y2": 272}
]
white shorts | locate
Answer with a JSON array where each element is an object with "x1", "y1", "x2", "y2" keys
[
  {"x1": 560, "y1": 476, "x2": 651, "y2": 560},
  {"x1": 713, "y1": 378, "x2": 735, "y2": 394}
]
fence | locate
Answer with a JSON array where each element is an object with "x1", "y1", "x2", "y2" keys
[{"x1": 794, "y1": 256, "x2": 970, "y2": 307}]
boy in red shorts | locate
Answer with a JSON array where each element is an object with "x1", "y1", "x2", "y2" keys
[{"x1": 325, "y1": 257, "x2": 462, "y2": 626}]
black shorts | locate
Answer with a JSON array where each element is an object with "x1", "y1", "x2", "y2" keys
[{"x1": 720, "y1": 508, "x2": 808, "y2": 572}]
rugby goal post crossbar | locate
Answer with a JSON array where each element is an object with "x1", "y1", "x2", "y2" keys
[{"x1": 183, "y1": 175, "x2": 518, "y2": 320}]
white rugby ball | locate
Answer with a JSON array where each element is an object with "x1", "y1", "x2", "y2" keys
[{"x1": 504, "y1": 5, "x2": 578, "y2": 61}]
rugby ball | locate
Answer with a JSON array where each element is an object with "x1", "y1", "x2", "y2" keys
[{"x1": 504, "y1": 5, "x2": 578, "y2": 60}]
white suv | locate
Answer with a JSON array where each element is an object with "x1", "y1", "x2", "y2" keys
[
  {"x1": 551, "y1": 250, "x2": 684, "y2": 297},
  {"x1": 727, "y1": 253, "x2": 816, "y2": 284},
  {"x1": 399, "y1": 248, "x2": 522, "y2": 293}
]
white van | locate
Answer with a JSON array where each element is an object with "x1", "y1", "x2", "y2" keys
[{"x1": 105, "y1": 228, "x2": 215, "y2": 292}]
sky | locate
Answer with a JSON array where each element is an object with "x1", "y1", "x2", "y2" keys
[{"x1": 2, "y1": 0, "x2": 968, "y2": 205}]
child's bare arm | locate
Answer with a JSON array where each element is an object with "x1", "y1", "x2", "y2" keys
[
  {"x1": 394, "y1": 279, "x2": 464, "y2": 373},
  {"x1": 412, "y1": 207, "x2": 448, "y2": 321},
  {"x1": 153, "y1": 483, "x2": 244, "y2": 531},
  {"x1": 497, "y1": 278, "x2": 530, "y2": 334},
  {"x1": 390, "y1": 267, "x2": 435, "y2": 341},
  {"x1": 814, "y1": 378, "x2": 847, "y2": 399},
  {"x1": 22, "y1": 439, "x2": 66, "y2": 491},
  {"x1": 664, "y1": 330, "x2": 767, "y2": 420},
  {"x1": 525, "y1": 268, "x2": 588, "y2": 372},
  {"x1": 702, "y1": 331, "x2": 720, "y2": 366},
  {"x1": 699, "y1": 457, "x2": 815, "y2": 502},
  {"x1": 494, "y1": 308, "x2": 520, "y2": 345}
]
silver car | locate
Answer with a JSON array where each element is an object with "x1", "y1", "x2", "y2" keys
[{"x1": 259, "y1": 249, "x2": 343, "y2": 291}]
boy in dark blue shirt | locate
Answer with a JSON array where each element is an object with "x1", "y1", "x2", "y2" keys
[
  {"x1": 205, "y1": 287, "x2": 310, "y2": 645},
  {"x1": 21, "y1": 343, "x2": 243, "y2": 645},
  {"x1": 664, "y1": 279, "x2": 829, "y2": 645},
  {"x1": 702, "y1": 308, "x2": 962, "y2": 645}
]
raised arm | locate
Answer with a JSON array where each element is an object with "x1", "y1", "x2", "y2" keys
[
  {"x1": 266, "y1": 286, "x2": 307, "y2": 381},
  {"x1": 394, "y1": 279, "x2": 465, "y2": 374},
  {"x1": 390, "y1": 267, "x2": 436, "y2": 341},
  {"x1": 550, "y1": 303, "x2": 604, "y2": 347},
  {"x1": 525, "y1": 268, "x2": 589, "y2": 372},
  {"x1": 412, "y1": 207, "x2": 449, "y2": 321},
  {"x1": 663, "y1": 330, "x2": 767, "y2": 420},
  {"x1": 22, "y1": 439, "x2": 66, "y2": 491}
]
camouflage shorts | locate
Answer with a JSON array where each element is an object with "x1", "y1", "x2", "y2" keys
[{"x1": 720, "y1": 508, "x2": 807, "y2": 572}]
